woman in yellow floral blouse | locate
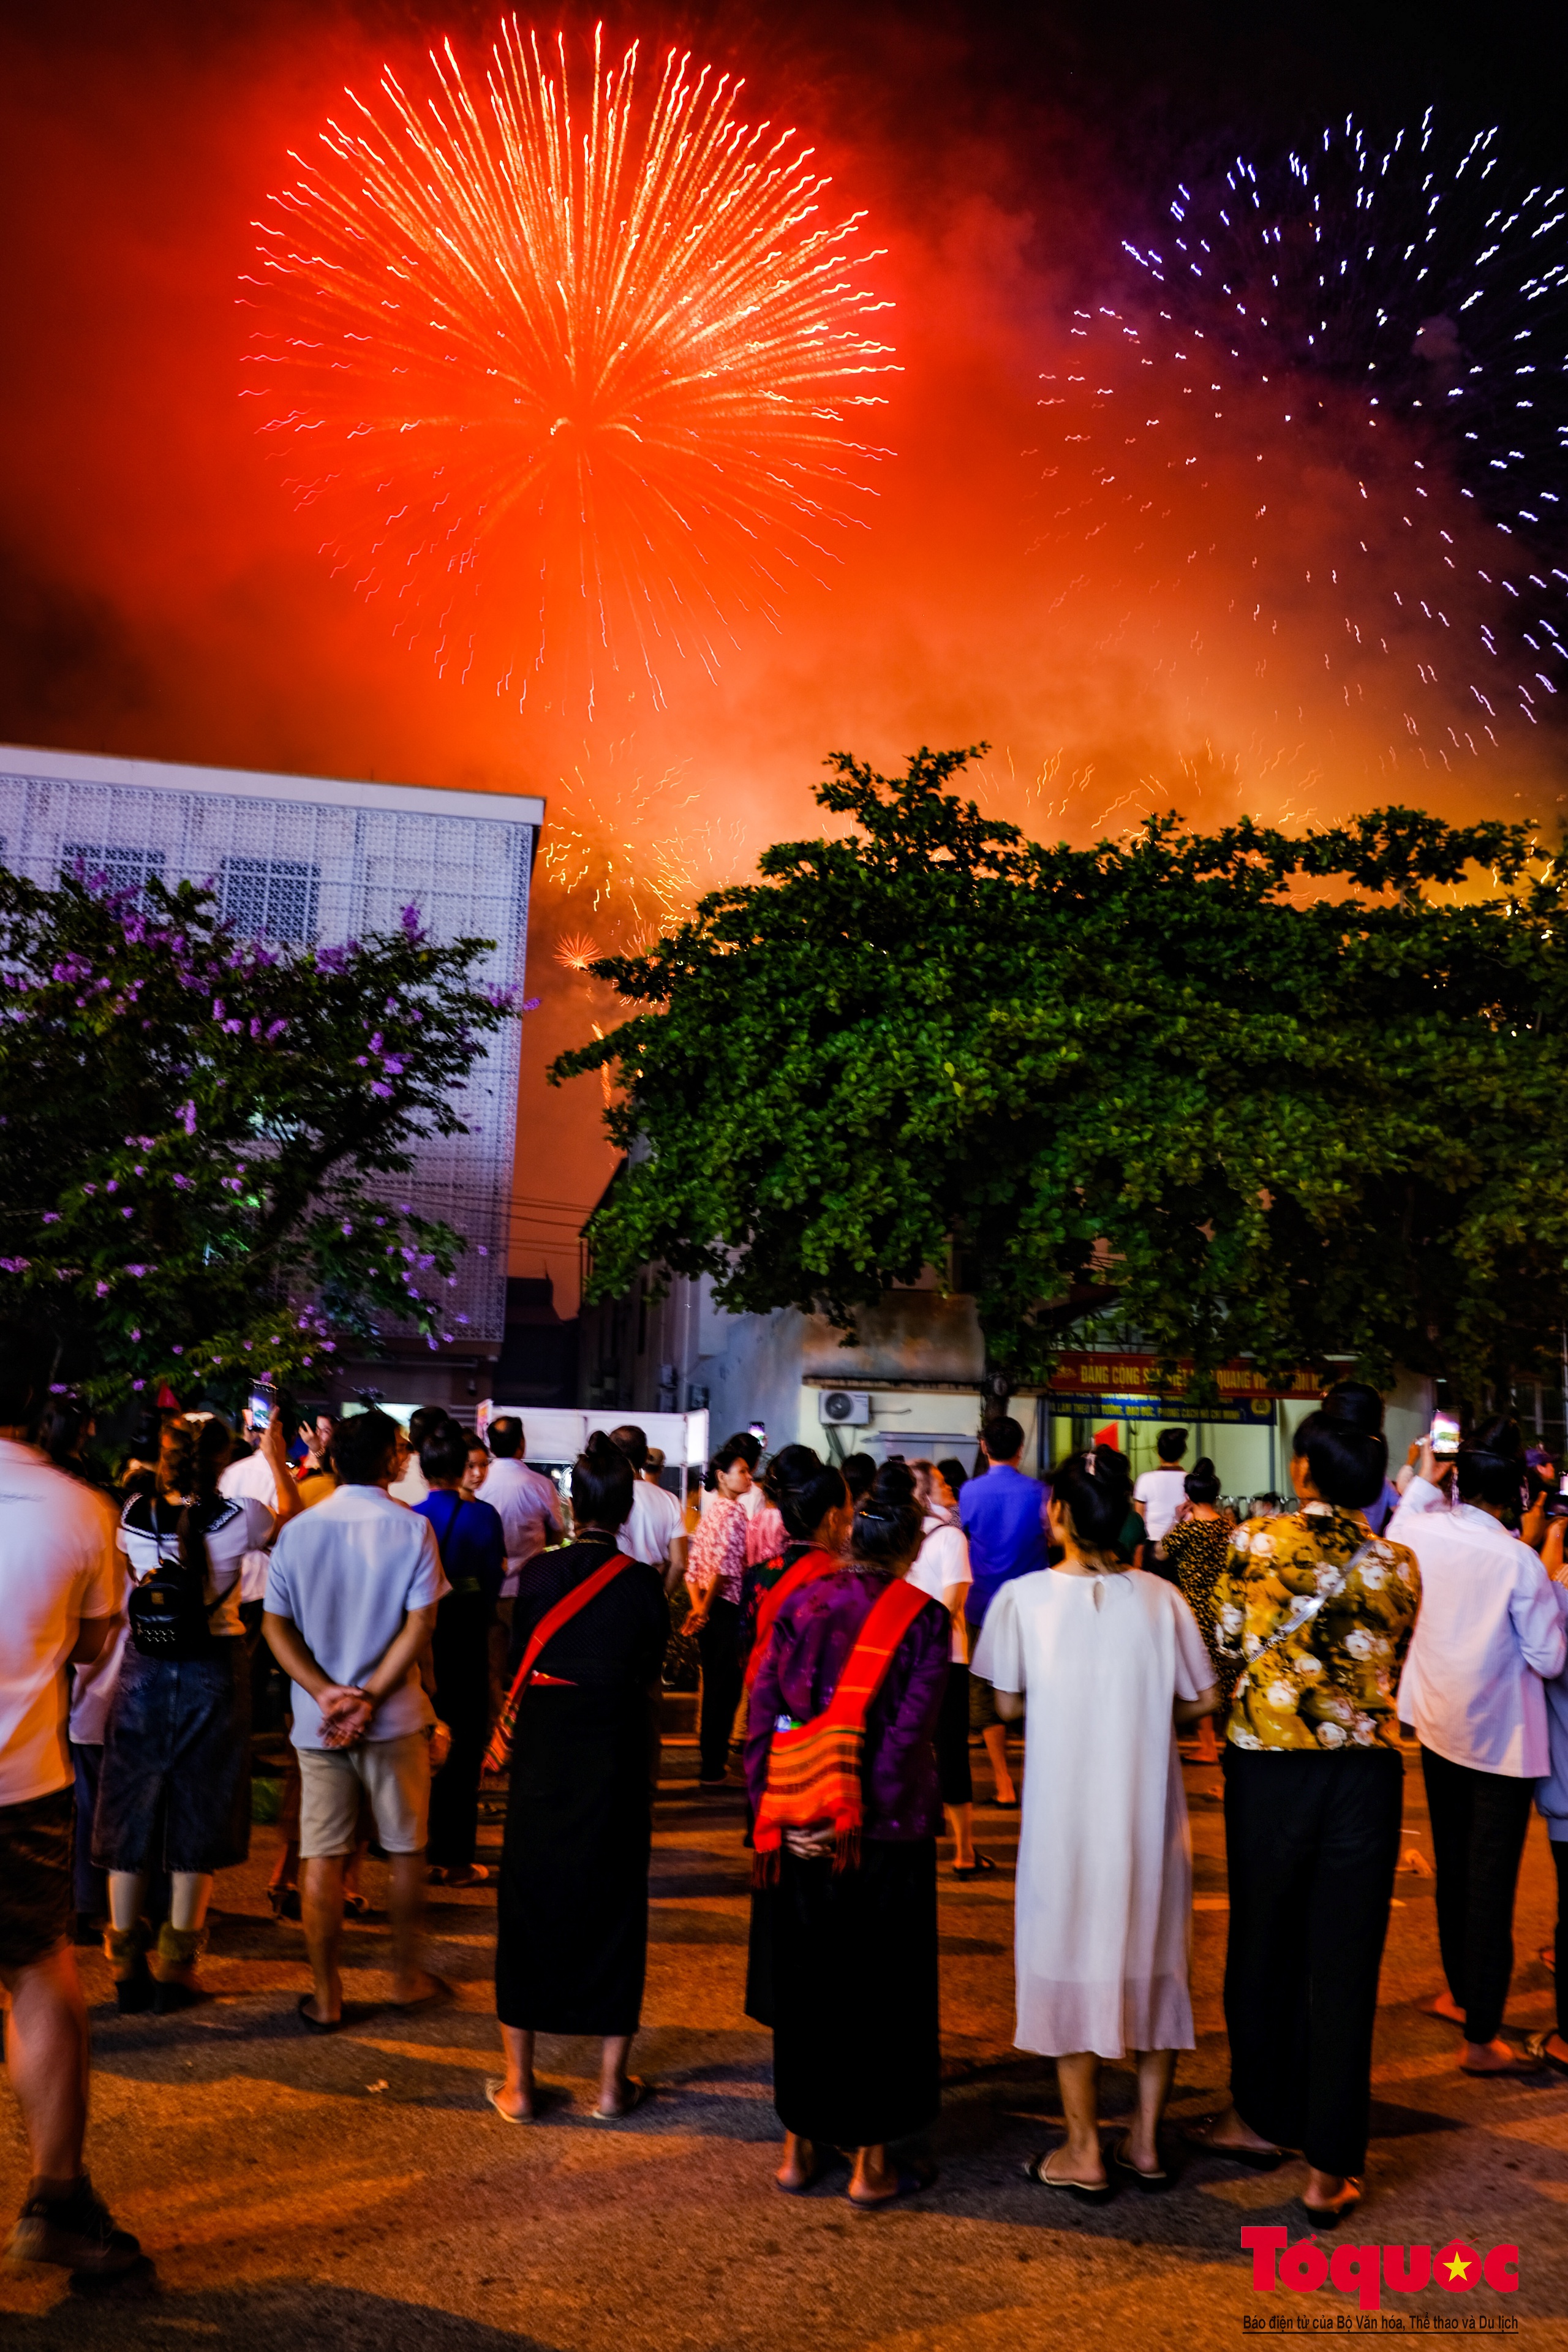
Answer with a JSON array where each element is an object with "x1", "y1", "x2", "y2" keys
[{"x1": 1185, "y1": 1383, "x2": 1420, "y2": 2228}]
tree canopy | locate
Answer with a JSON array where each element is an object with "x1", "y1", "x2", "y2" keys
[
  {"x1": 1, "y1": 864, "x2": 518, "y2": 1406},
  {"x1": 554, "y1": 744, "x2": 1568, "y2": 1401}
]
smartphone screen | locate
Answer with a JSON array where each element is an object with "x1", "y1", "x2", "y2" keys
[
  {"x1": 248, "y1": 1385, "x2": 274, "y2": 1433},
  {"x1": 1430, "y1": 1411, "x2": 1461, "y2": 1458}
]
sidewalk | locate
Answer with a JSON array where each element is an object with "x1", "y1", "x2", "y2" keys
[{"x1": 1, "y1": 1738, "x2": 1563, "y2": 2347}]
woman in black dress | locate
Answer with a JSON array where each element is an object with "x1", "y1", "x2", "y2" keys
[{"x1": 490, "y1": 1432, "x2": 669, "y2": 2121}]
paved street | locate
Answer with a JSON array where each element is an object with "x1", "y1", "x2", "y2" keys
[{"x1": 2, "y1": 1738, "x2": 1564, "y2": 2348}]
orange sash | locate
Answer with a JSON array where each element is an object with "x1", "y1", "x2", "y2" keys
[
  {"x1": 743, "y1": 1547, "x2": 839, "y2": 1692},
  {"x1": 753, "y1": 1577, "x2": 933, "y2": 1875},
  {"x1": 483, "y1": 1552, "x2": 634, "y2": 1773}
]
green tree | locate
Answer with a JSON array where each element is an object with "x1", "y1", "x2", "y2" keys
[
  {"x1": 0, "y1": 866, "x2": 519, "y2": 1406},
  {"x1": 554, "y1": 745, "x2": 1568, "y2": 1403}
]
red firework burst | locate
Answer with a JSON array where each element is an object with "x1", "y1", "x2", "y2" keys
[{"x1": 244, "y1": 20, "x2": 897, "y2": 711}]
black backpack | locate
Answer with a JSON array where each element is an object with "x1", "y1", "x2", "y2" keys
[{"x1": 127, "y1": 1501, "x2": 219, "y2": 1660}]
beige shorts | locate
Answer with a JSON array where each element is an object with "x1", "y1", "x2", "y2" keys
[{"x1": 297, "y1": 1732, "x2": 431, "y2": 1859}]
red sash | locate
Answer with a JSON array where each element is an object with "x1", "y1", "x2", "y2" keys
[
  {"x1": 483, "y1": 1551, "x2": 634, "y2": 1773},
  {"x1": 744, "y1": 1547, "x2": 839, "y2": 1692},
  {"x1": 753, "y1": 1577, "x2": 934, "y2": 1875}
]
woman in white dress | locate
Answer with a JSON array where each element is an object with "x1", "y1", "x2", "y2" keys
[{"x1": 972, "y1": 1455, "x2": 1218, "y2": 2197}]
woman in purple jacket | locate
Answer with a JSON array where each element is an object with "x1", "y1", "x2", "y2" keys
[{"x1": 745, "y1": 1459, "x2": 949, "y2": 2207}]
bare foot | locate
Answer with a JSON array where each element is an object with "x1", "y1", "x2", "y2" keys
[
  {"x1": 1196, "y1": 2105, "x2": 1278, "y2": 2154},
  {"x1": 1421, "y1": 1989, "x2": 1466, "y2": 2026}
]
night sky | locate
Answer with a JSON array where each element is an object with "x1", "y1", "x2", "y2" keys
[{"x1": 4, "y1": 1, "x2": 1563, "y2": 1302}]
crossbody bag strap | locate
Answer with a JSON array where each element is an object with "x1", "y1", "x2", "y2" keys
[
  {"x1": 1247, "y1": 1539, "x2": 1377, "y2": 1669},
  {"x1": 510, "y1": 1552, "x2": 635, "y2": 1696},
  {"x1": 423, "y1": 1490, "x2": 464, "y2": 1572},
  {"x1": 820, "y1": 1577, "x2": 935, "y2": 1728},
  {"x1": 482, "y1": 1551, "x2": 636, "y2": 1776},
  {"x1": 744, "y1": 1548, "x2": 838, "y2": 1692}
]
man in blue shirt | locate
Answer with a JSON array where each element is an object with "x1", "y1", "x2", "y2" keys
[{"x1": 960, "y1": 1416, "x2": 1048, "y2": 1806}]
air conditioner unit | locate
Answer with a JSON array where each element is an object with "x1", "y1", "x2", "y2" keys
[{"x1": 819, "y1": 1389, "x2": 871, "y2": 1427}]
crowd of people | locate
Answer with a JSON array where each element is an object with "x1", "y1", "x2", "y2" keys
[{"x1": 3, "y1": 1352, "x2": 1568, "y2": 2277}]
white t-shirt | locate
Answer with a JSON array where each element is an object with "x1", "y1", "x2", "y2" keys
[
  {"x1": 119, "y1": 1490, "x2": 277, "y2": 1642},
  {"x1": 389, "y1": 1458, "x2": 429, "y2": 1507},
  {"x1": 907, "y1": 1513, "x2": 973, "y2": 1662},
  {"x1": 220, "y1": 1449, "x2": 284, "y2": 1602},
  {"x1": 265, "y1": 1483, "x2": 448, "y2": 1747},
  {"x1": 1134, "y1": 1466, "x2": 1189, "y2": 1546},
  {"x1": 0, "y1": 1440, "x2": 119, "y2": 1803},
  {"x1": 619, "y1": 1479, "x2": 686, "y2": 1568}
]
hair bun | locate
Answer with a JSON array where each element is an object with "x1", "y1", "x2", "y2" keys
[{"x1": 582, "y1": 1430, "x2": 619, "y2": 1463}]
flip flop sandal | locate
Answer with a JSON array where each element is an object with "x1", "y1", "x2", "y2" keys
[
  {"x1": 1178, "y1": 2117, "x2": 1284, "y2": 2170},
  {"x1": 268, "y1": 1886, "x2": 301, "y2": 1922},
  {"x1": 848, "y1": 2163, "x2": 938, "y2": 2211},
  {"x1": 1523, "y1": 2033, "x2": 1568, "y2": 2076},
  {"x1": 436, "y1": 1865, "x2": 493, "y2": 1889},
  {"x1": 592, "y1": 2078, "x2": 652, "y2": 2121},
  {"x1": 991, "y1": 1795, "x2": 1019, "y2": 1809},
  {"x1": 1112, "y1": 2137, "x2": 1170, "y2": 2189},
  {"x1": 1022, "y1": 2152, "x2": 1110, "y2": 2202},
  {"x1": 386, "y1": 1978, "x2": 455, "y2": 2016},
  {"x1": 951, "y1": 1854, "x2": 998, "y2": 1880},
  {"x1": 296, "y1": 1994, "x2": 342, "y2": 2035},
  {"x1": 1460, "y1": 2051, "x2": 1547, "y2": 2078},
  {"x1": 484, "y1": 2077, "x2": 538, "y2": 2124},
  {"x1": 342, "y1": 1892, "x2": 371, "y2": 1918},
  {"x1": 1300, "y1": 2179, "x2": 1363, "y2": 2230},
  {"x1": 774, "y1": 2166, "x2": 827, "y2": 2196}
]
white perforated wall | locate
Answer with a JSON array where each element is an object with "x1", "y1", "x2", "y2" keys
[{"x1": 0, "y1": 749, "x2": 543, "y2": 1351}]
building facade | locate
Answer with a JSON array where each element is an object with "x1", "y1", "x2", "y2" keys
[
  {"x1": 578, "y1": 1235, "x2": 1435, "y2": 1498},
  {"x1": 0, "y1": 743, "x2": 542, "y2": 1411}
]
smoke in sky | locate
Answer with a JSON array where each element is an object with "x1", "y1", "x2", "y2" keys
[{"x1": 3, "y1": 2, "x2": 1564, "y2": 1302}]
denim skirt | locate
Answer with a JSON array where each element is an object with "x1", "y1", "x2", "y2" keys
[{"x1": 94, "y1": 1638, "x2": 252, "y2": 1875}]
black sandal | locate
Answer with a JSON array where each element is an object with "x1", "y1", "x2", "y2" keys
[
  {"x1": 296, "y1": 1994, "x2": 342, "y2": 2034},
  {"x1": 951, "y1": 1853, "x2": 997, "y2": 1880}
]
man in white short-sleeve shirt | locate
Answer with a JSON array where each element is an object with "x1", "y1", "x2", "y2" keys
[
  {"x1": 0, "y1": 1355, "x2": 140, "y2": 2278},
  {"x1": 478, "y1": 1417, "x2": 563, "y2": 1600},
  {"x1": 609, "y1": 1423, "x2": 688, "y2": 1591},
  {"x1": 1133, "y1": 1429, "x2": 1191, "y2": 1548},
  {"x1": 264, "y1": 1408, "x2": 448, "y2": 2028}
]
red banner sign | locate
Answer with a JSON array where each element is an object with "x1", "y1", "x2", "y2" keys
[{"x1": 1047, "y1": 1352, "x2": 1325, "y2": 1402}]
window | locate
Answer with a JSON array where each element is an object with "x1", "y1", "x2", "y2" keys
[
  {"x1": 61, "y1": 843, "x2": 165, "y2": 900},
  {"x1": 220, "y1": 856, "x2": 320, "y2": 944}
]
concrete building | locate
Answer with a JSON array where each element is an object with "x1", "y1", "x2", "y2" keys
[
  {"x1": 577, "y1": 1190, "x2": 1434, "y2": 1493},
  {"x1": 0, "y1": 742, "x2": 542, "y2": 1414}
]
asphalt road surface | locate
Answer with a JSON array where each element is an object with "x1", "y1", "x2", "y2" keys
[{"x1": 2, "y1": 1737, "x2": 1564, "y2": 2350}]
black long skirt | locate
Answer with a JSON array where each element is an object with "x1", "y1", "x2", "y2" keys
[
  {"x1": 769, "y1": 1837, "x2": 940, "y2": 2149},
  {"x1": 496, "y1": 1683, "x2": 655, "y2": 2036}
]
